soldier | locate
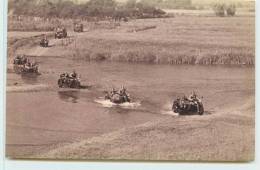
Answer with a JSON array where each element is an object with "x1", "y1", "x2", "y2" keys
[
  {"x1": 21, "y1": 55, "x2": 28, "y2": 65},
  {"x1": 70, "y1": 70, "x2": 77, "y2": 78},
  {"x1": 119, "y1": 86, "x2": 124, "y2": 95},
  {"x1": 25, "y1": 61, "x2": 31, "y2": 69},
  {"x1": 188, "y1": 91, "x2": 197, "y2": 101},
  {"x1": 189, "y1": 91, "x2": 202, "y2": 112},
  {"x1": 13, "y1": 55, "x2": 19, "y2": 64},
  {"x1": 119, "y1": 86, "x2": 129, "y2": 102},
  {"x1": 180, "y1": 95, "x2": 189, "y2": 109},
  {"x1": 111, "y1": 87, "x2": 117, "y2": 96}
]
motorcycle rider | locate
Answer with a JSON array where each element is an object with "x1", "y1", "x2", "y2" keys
[
  {"x1": 181, "y1": 95, "x2": 188, "y2": 109},
  {"x1": 60, "y1": 72, "x2": 69, "y2": 83},
  {"x1": 41, "y1": 34, "x2": 48, "y2": 45},
  {"x1": 119, "y1": 86, "x2": 129, "y2": 102},
  {"x1": 13, "y1": 55, "x2": 20, "y2": 64},
  {"x1": 24, "y1": 60, "x2": 31, "y2": 70},
  {"x1": 109, "y1": 87, "x2": 117, "y2": 98},
  {"x1": 188, "y1": 91, "x2": 201, "y2": 112},
  {"x1": 22, "y1": 55, "x2": 28, "y2": 65},
  {"x1": 188, "y1": 91, "x2": 196, "y2": 101},
  {"x1": 70, "y1": 70, "x2": 77, "y2": 79},
  {"x1": 119, "y1": 86, "x2": 125, "y2": 95}
]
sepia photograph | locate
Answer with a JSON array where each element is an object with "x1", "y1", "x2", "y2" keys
[{"x1": 6, "y1": 0, "x2": 255, "y2": 162}]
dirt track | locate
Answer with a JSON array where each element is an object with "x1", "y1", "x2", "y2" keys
[{"x1": 6, "y1": 28, "x2": 255, "y2": 161}]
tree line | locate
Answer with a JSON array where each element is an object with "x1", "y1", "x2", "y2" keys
[{"x1": 9, "y1": 0, "x2": 168, "y2": 19}]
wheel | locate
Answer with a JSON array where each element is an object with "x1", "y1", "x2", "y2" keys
[
  {"x1": 58, "y1": 79, "x2": 63, "y2": 88},
  {"x1": 198, "y1": 103, "x2": 204, "y2": 115},
  {"x1": 76, "y1": 81, "x2": 81, "y2": 89},
  {"x1": 35, "y1": 66, "x2": 39, "y2": 73},
  {"x1": 71, "y1": 80, "x2": 80, "y2": 89}
]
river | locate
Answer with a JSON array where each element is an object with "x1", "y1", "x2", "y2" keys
[{"x1": 6, "y1": 56, "x2": 255, "y2": 157}]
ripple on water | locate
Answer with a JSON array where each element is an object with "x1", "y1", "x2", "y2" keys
[{"x1": 94, "y1": 98, "x2": 141, "y2": 109}]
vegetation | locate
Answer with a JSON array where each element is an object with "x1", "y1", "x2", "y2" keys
[
  {"x1": 226, "y1": 4, "x2": 236, "y2": 16},
  {"x1": 65, "y1": 16, "x2": 254, "y2": 66},
  {"x1": 213, "y1": 3, "x2": 236, "y2": 17},
  {"x1": 213, "y1": 3, "x2": 225, "y2": 17},
  {"x1": 8, "y1": 1, "x2": 253, "y2": 66},
  {"x1": 8, "y1": 15, "x2": 254, "y2": 66},
  {"x1": 8, "y1": 0, "x2": 167, "y2": 19}
]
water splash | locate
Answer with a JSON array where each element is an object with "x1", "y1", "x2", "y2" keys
[
  {"x1": 161, "y1": 110, "x2": 179, "y2": 117},
  {"x1": 94, "y1": 98, "x2": 141, "y2": 109},
  {"x1": 160, "y1": 101, "x2": 179, "y2": 116}
]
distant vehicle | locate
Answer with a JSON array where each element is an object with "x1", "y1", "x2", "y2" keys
[
  {"x1": 105, "y1": 87, "x2": 131, "y2": 104},
  {"x1": 40, "y1": 37, "x2": 49, "y2": 47},
  {"x1": 172, "y1": 93, "x2": 204, "y2": 115},
  {"x1": 13, "y1": 55, "x2": 27, "y2": 65},
  {"x1": 74, "y1": 23, "x2": 83, "y2": 32},
  {"x1": 55, "y1": 27, "x2": 67, "y2": 39},
  {"x1": 13, "y1": 55, "x2": 39, "y2": 74},
  {"x1": 58, "y1": 72, "x2": 81, "y2": 89}
]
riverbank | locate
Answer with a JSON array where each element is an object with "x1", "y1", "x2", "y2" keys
[
  {"x1": 36, "y1": 93, "x2": 254, "y2": 161},
  {"x1": 8, "y1": 15, "x2": 255, "y2": 66},
  {"x1": 63, "y1": 16, "x2": 255, "y2": 65}
]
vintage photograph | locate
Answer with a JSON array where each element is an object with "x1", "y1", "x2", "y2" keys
[{"x1": 6, "y1": 0, "x2": 255, "y2": 161}]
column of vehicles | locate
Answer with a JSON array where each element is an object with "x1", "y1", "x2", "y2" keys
[
  {"x1": 14, "y1": 22, "x2": 204, "y2": 115},
  {"x1": 12, "y1": 54, "x2": 204, "y2": 115},
  {"x1": 39, "y1": 22, "x2": 84, "y2": 47}
]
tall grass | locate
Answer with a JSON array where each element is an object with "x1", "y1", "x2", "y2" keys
[
  {"x1": 7, "y1": 33, "x2": 53, "y2": 58},
  {"x1": 8, "y1": 15, "x2": 254, "y2": 66},
  {"x1": 68, "y1": 14, "x2": 254, "y2": 66},
  {"x1": 69, "y1": 40, "x2": 254, "y2": 66},
  {"x1": 8, "y1": 17, "x2": 73, "y2": 32}
]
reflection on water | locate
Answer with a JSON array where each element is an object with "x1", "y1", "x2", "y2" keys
[
  {"x1": 7, "y1": 60, "x2": 254, "y2": 157},
  {"x1": 58, "y1": 90, "x2": 80, "y2": 103},
  {"x1": 21, "y1": 73, "x2": 39, "y2": 84}
]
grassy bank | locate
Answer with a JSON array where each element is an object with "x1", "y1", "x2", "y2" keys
[
  {"x1": 7, "y1": 32, "x2": 53, "y2": 58},
  {"x1": 8, "y1": 17, "x2": 73, "y2": 32},
  {"x1": 69, "y1": 38, "x2": 254, "y2": 65},
  {"x1": 64, "y1": 16, "x2": 254, "y2": 66},
  {"x1": 8, "y1": 15, "x2": 255, "y2": 66},
  {"x1": 36, "y1": 95, "x2": 254, "y2": 161}
]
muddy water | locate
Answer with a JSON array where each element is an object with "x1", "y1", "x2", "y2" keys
[{"x1": 6, "y1": 57, "x2": 254, "y2": 157}]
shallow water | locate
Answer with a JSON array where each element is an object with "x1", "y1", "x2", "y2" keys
[{"x1": 6, "y1": 57, "x2": 255, "y2": 157}]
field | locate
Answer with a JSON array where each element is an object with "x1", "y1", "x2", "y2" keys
[
  {"x1": 6, "y1": 11, "x2": 255, "y2": 161},
  {"x1": 68, "y1": 16, "x2": 254, "y2": 65},
  {"x1": 9, "y1": 13, "x2": 255, "y2": 65}
]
